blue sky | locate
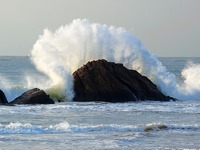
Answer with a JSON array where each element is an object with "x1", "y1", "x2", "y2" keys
[{"x1": 0, "y1": 0, "x2": 200, "y2": 56}]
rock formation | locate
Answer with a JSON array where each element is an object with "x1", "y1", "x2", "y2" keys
[
  {"x1": 1, "y1": 59, "x2": 175, "y2": 105},
  {"x1": 0, "y1": 89, "x2": 8, "y2": 104},
  {"x1": 73, "y1": 59, "x2": 174, "y2": 102},
  {"x1": 10, "y1": 88, "x2": 54, "y2": 104}
]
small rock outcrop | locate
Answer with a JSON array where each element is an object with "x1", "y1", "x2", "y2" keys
[
  {"x1": 10, "y1": 88, "x2": 54, "y2": 104},
  {"x1": 73, "y1": 59, "x2": 173, "y2": 102},
  {"x1": 0, "y1": 89, "x2": 8, "y2": 104}
]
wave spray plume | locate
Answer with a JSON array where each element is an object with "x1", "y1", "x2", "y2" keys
[{"x1": 31, "y1": 19, "x2": 200, "y2": 101}]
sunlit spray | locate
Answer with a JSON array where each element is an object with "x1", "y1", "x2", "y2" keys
[{"x1": 31, "y1": 19, "x2": 200, "y2": 101}]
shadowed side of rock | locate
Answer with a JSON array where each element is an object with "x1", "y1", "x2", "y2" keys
[
  {"x1": 10, "y1": 88, "x2": 54, "y2": 105},
  {"x1": 0, "y1": 89, "x2": 8, "y2": 104},
  {"x1": 73, "y1": 59, "x2": 174, "y2": 102}
]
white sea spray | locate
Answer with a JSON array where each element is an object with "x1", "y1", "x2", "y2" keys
[{"x1": 31, "y1": 19, "x2": 183, "y2": 100}]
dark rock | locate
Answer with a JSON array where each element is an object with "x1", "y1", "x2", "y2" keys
[
  {"x1": 10, "y1": 88, "x2": 54, "y2": 104},
  {"x1": 144, "y1": 124, "x2": 168, "y2": 132},
  {"x1": 73, "y1": 59, "x2": 174, "y2": 102},
  {"x1": 0, "y1": 89, "x2": 8, "y2": 104}
]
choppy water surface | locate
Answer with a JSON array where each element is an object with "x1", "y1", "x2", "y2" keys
[
  {"x1": 1, "y1": 56, "x2": 200, "y2": 149},
  {"x1": 1, "y1": 19, "x2": 200, "y2": 149},
  {"x1": 0, "y1": 100, "x2": 200, "y2": 150}
]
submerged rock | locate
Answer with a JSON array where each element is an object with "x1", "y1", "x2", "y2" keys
[
  {"x1": 10, "y1": 88, "x2": 54, "y2": 104},
  {"x1": 144, "y1": 123, "x2": 168, "y2": 132},
  {"x1": 0, "y1": 89, "x2": 8, "y2": 104},
  {"x1": 73, "y1": 59, "x2": 174, "y2": 102}
]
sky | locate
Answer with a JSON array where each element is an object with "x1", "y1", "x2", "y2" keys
[{"x1": 0, "y1": 0, "x2": 200, "y2": 57}]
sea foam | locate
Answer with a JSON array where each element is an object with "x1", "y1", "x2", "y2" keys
[
  {"x1": 31, "y1": 19, "x2": 200, "y2": 101},
  {"x1": 0, "y1": 122, "x2": 69, "y2": 134}
]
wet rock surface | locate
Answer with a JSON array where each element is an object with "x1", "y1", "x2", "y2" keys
[
  {"x1": 0, "y1": 89, "x2": 8, "y2": 104},
  {"x1": 10, "y1": 88, "x2": 54, "y2": 105},
  {"x1": 73, "y1": 59, "x2": 173, "y2": 102}
]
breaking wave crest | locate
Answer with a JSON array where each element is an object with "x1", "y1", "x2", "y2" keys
[
  {"x1": 1, "y1": 122, "x2": 200, "y2": 135},
  {"x1": 0, "y1": 122, "x2": 69, "y2": 134},
  {"x1": 29, "y1": 19, "x2": 200, "y2": 101}
]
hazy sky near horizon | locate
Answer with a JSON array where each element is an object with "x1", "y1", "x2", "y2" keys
[{"x1": 0, "y1": 0, "x2": 200, "y2": 56}]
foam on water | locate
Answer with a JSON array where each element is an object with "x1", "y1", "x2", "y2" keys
[
  {"x1": 70, "y1": 124, "x2": 143, "y2": 133},
  {"x1": 1, "y1": 121, "x2": 200, "y2": 135},
  {"x1": 0, "y1": 122, "x2": 69, "y2": 134},
  {"x1": 0, "y1": 122, "x2": 141, "y2": 134}
]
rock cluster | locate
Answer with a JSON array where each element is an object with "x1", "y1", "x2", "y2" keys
[{"x1": 0, "y1": 59, "x2": 175, "y2": 105}]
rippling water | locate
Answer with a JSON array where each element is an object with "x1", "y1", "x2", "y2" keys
[
  {"x1": 0, "y1": 101, "x2": 200, "y2": 150},
  {"x1": 0, "y1": 57, "x2": 200, "y2": 150}
]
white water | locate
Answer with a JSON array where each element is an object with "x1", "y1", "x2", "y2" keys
[
  {"x1": 1, "y1": 19, "x2": 200, "y2": 149},
  {"x1": 30, "y1": 19, "x2": 200, "y2": 101},
  {"x1": 0, "y1": 57, "x2": 200, "y2": 149},
  {"x1": 0, "y1": 101, "x2": 200, "y2": 149}
]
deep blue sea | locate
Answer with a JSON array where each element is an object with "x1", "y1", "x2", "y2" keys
[{"x1": 0, "y1": 56, "x2": 200, "y2": 150}]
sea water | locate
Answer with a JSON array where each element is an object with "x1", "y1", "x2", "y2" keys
[
  {"x1": 0, "y1": 56, "x2": 200, "y2": 150},
  {"x1": 1, "y1": 19, "x2": 200, "y2": 149}
]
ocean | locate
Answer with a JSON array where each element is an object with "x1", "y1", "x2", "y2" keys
[
  {"x1": 1, "y1": 19, "x2": 200, "y2": 149},
  {"x1": 0, "y1": 56, "x2": 200, "y2": 150}
]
